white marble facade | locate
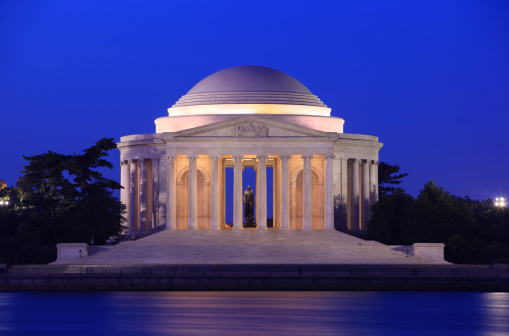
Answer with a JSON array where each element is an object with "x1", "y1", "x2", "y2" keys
[{"x1": 118, "y1": 66, "x2": 382, "y2": 235}]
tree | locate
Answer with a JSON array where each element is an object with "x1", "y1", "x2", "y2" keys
[
  {"x1": 378, "y1": 162, "x2": 409, "y2": 197},
  {"x1": 366, "y1": 189, "x2": 414, "y2": 245},
  {"x1": 0, "y1": 179, "x2": 6, "y2": 190},
  {"x1": 18, "y1": 138, "x2": 125, "y2": 246},
  {"x1": 367, "y1": 179, "x2": 509, "y2": 264},
  {"x1": 402, "y1": 180, "x2": 476, "y2": 244}
]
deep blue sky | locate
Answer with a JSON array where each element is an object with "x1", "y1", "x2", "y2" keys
[{"x1": 1, "y1": 0, "x2": 508, "y2": 200}]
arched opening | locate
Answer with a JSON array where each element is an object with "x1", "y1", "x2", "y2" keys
[
  {"x1": 176, "y1": 168, "x2": 210, "y2": 230},
  {"x1": 290, "y1": 169, "x2": 324, "y2": 230}
]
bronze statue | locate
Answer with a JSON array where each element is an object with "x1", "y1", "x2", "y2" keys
[{"x1": 244, "y1": 185, "x2": 254, "y2": 223}]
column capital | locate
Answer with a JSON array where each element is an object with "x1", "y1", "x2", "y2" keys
[
  {"x1": 279, "y1": 154, "x2": 291, "y2": 160},
  {"x1": 256, "y1": 154, "x2": 267, "y2": 160},
  {"x1": 167, "y1": 154, "x2": 177, "y2": 160},
  {"x1": 128, "y1": 159, "x2": 138, "y2": 164},
  {"x1": 324, "y1": 154, "x2": 335, "y2": 160},
  {"x1": 349, "y1": 158, "x2": 360, "y2": 164},
  {"x1": 187, "y1": 154, "x2": 198, "y2": 160},
  {"x1": 301, "y1": 154, "x2": 313, "y2": 159},
  {"x1": 232, "y1": 154, "x2": 244, "y2": 160},
  {"x1": 209, "y1": 154, "x2": 221, "y2": 160}
]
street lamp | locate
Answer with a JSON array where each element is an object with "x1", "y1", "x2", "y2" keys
[
  {"x1": 0, "y1": 200, "x2": 8, "y2": 206},
  {"x1": 495, "y1": 197, "x2": 506, "y2": 226}
]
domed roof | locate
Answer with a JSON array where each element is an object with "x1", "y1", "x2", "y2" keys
[{"x1": 172, "y1": 66, "x2": 327, "y2": 108}]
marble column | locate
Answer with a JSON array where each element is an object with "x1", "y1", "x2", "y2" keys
[
  {"x1": 129, "y1": 159, "x2": 138, "y2": 233},
  {"x1": 341, "y1": 157, "x2": 349, "y2": 229},
  {"x1": 257, "y1": 155, "x2": 267, "y2": 229},
  {"x1": 187, "y1": 155, "x2": 198, "y2": 230},
  {"x1": 233, "y1": 154, "x2": 244, "y2": 230},
  {"x1": 374, "y1": 161, "x2": 379, "y2": 202},
  {"x1": 369, "y1": 160, "x2": 377, "y2": 206},
  {"x1": 302, "y1": 155, "x2": 313, "y2": 230},
  {"x1": 210, "y1": 155, "x2": 221, "y2": 230},
  {"x1": 166, "y1": 155, "x2": 176, "y2": 230},
  {"x1": 350, "y1": 159, "x2": 360, "y2": 231},
  {"x1": 361, "y1": 159, "x2": 370, "y2": 231},
  {"x1": 279, "y1": 155, "x2": 290, "y2": 230},
  {"x1": 151, "y1": 158, "x2": 159, "y2": 230},
  {"x1": 120, "y1": 160, "x2": 130, "y2": 230},
  {"x1": 139, "y1": 159, "x2": 150, "y2": 231},
  {"x1": 324, "y1": 154, "x2": 335, "y2": 230}
]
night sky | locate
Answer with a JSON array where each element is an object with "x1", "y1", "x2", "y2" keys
[{"x1": 1, "y1": 0, "x2": 508, "y2": 201}]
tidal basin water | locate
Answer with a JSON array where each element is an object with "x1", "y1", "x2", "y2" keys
[{"x1": 1, "y1": 291, "x2": 508, "y2": 335}]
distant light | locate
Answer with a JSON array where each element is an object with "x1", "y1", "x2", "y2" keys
[{"x1": 495, "y1": 197, "x2": 506, "y2": 207}]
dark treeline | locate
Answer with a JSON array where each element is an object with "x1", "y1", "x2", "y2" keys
[
  {"x1": 0, "y1": 138, "x2": 125, "y2": 264},
  {"x1": 369, "y1": 164, "x2": 509, "y2": 264}
]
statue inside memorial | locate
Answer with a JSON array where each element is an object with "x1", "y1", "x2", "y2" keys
[{"x1": 243, "y1": 185, "x2": 255, "y2": 227}]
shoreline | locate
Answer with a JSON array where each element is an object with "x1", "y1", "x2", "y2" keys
[{"x1": 1, "y1": 264, "x2": 508, "y2": 292}]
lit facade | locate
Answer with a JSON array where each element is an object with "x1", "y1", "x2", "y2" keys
[{"x1": 118, "y1": 66, "x2": 382, "y2": 234}]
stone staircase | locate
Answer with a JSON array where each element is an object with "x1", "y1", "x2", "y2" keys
[{"x1": 68, "y1": 230, "x2": 448, "y2": 265}]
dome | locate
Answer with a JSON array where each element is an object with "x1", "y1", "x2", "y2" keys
[
  {"x1": 161, "y1": 65, "x2": 336, "y2": 129},
  {"x1": 172, "y1": 66, "x2": 327, "y2": 108}
]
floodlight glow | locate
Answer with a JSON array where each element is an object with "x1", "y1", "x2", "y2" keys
[{"x1": 495, "y1": 198, "x2": 506, "y2": 207}]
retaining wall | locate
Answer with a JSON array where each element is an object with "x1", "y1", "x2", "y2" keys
[{"x1": 1, "y1": 264, "x2": 508, "y2": 292}]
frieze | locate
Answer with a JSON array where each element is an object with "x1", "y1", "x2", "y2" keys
[{"x1": 233, "y1": 123, "x2": 269, "y2": 137}]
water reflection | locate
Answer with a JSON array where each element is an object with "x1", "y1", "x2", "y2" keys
[
  {"x1": 1, "y1": 291, "x2": 508, "y2": 335},
  {"x1": 482, "y1": 292, "x2": 509, "y2": 336}
]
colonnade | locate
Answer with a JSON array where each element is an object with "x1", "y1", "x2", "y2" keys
[
  {"x1": 348, "y1": 159, "x2": 378, "y2": 231},
  {"x1": 120, "y1": 155, "x2": 378, "y2": 235}
]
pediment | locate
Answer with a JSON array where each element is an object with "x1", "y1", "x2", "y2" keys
[{"x1": 170, "y1": 116, "x2": 336, "y2": 138}]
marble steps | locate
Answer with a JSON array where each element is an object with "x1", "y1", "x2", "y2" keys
[{"x1": 80, "y1": 230, "x2": 444, "y2": 265}]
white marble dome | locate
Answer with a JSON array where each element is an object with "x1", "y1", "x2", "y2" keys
[
  {"x1": 173, "y1": 66, "x2": 327, "y2": 108},
  {"x1": 156, "y1": 65, "x2": 342, "y2": 133}
]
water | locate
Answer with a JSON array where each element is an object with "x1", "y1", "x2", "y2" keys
[{"x1": 1, "y1": 291, "x2": 508, "y2": 335}]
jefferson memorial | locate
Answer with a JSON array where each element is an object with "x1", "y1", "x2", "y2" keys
[
  {"x1": 118, "y1": 66, "x2": 382, "y2": 234},
  {"x1": 54, "y1": 66, "x2": 446, "y2": 265}
]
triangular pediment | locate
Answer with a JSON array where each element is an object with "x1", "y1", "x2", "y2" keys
[{"x1": 168, "y1": 116, "x2": 337, "y2": 138}]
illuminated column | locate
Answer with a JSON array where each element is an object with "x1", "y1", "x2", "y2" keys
[
  {"x1": 188, "y1": 155, "x2": 198, "y2": 230},
  {"x1": 280, "y1": 155, "x2": 290, "y2": 230},
  {"x1": 369, "y1": 160, "x2": 377, "y2": 206},
  {"x1": 233, "y1": 154, "x2": 244, "y2": 230},
  {"x1": 120, "y1": 160, "x2": 130, "y2": 229},
  {"x1": 324, "y1": 154, "x2": 335, "y2": 230},
  {"x1": 210, "y1": 155, "x2": 221, "y2": 230},
  {"x1": 361, "y1": 159, "x2": 370, "y2": 231},
  {"x1": 166, "y1": 155, "x2": 176, "y2": 230},
  {"x1": 351, "y1": 159, "x2": 360, "y2": 231},
  {"x1": 129, "y1": 159, "x2": 138, "y2": 233},
  {"x1": 302, "y1": 155, "x2": 313, "y2": 230},
  {"x1": 257, "y1": 155, "x2": 267, "y2": 229}
]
